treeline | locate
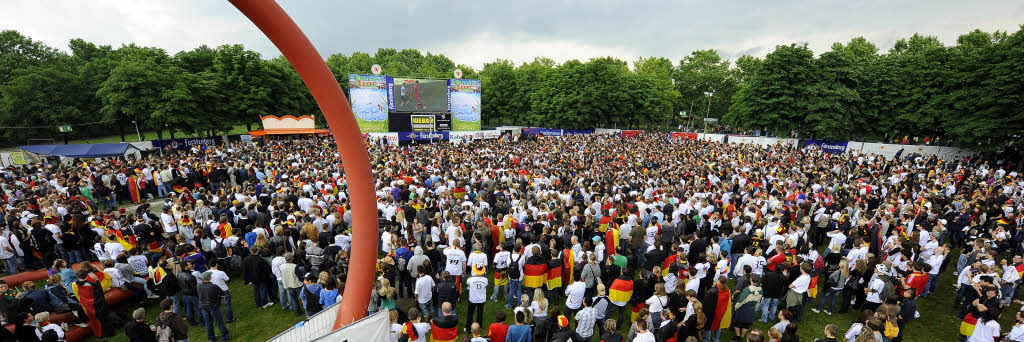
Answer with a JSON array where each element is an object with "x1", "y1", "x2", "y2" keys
[{"x1": 2, "y1": 25, "x2": 1022, "y2": 148}]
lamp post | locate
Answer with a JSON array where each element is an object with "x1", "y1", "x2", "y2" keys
[
  {"x1": 703, "y1": 91, "x2": 715, "y2": 132},
  {"x1": 132, "y1": 120, "x2": 142, "y2": 142}
]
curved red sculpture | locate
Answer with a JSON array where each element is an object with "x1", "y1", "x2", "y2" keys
[{"x1": 229, "y1": 0, "x2": 379, "y2": 329}]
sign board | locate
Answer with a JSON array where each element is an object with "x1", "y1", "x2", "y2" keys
[
  {"x1": 58, "y1": 126, "x2": 72, "y2": 132},
  {"x1": 454, "y1": 68, "x2": 463, "y2": 79},
  {"x1": 410, "y1": 114, "x2": 436, "y2": 131},
  {"x1": 679, "y1": 111, "x2": 687, "y2": 117},
  {"x1": 9, "y1": 152, "x2": 26, "y2": 165},
  {"x1": 703, "y1": 117, "x2": 719, "y2": 123},
  {"x1": 370, "y1": 64, "x2": 382, "y2": 75}
]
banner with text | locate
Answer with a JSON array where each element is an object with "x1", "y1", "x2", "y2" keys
[
  {"x1": 397, "y1": 131, "x2": 449, "y2": 141},
  {"x1": 348, "y1": 74, "x2": 389, "y2": 132},
  {"x1": 804, "y1": 140, "x2": 849, "y2": 154},
  {"x1": 448, "y1": 79, "x2": 482, "y2": 131},
  {"x1": 670, "y1": 132, "x2": 698, "y2": 140}
]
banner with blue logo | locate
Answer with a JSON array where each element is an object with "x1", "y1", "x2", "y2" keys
[
  {"x1": 562, "y1": 130, "x2": 594, "y2": 135},
  {"x1": 152, "y1": 137, "x2": 223, "y2": 150},
  {"x1": 804, "y1": 140, "x2": 849, "y2": 154},
  {"x1": 397, "y1": 131, "x2": 449, "y2": 141},
  {"x1": 522, "y1": 128, "x2": 563, "y2": 136}
]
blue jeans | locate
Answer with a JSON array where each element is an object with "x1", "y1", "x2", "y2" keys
[
  {"x1": 277, "y1": 280, "x2": 288, "y2": 309},
  {"x1": 201, "y1": 306, "x2": 230, "y2": 341},
  {"x1": 491, "y1": 282, "x2": 506, "y2": 301},
  {"x1": 67, "y1": 250, "x2": 83, "y2": 264},
  {"x1": 922, "y1": 273, "x2": 939, "y2": 296},
  {"x1": 956, "y1": 254, "x2": 967, "y2": 274},
  {"x1": 506, "y1": 279, "x2": 522, "y2": 308},
  {"x1": 704, "y1": 329, "x2": 721, "y2": 342},
  {"x1": 222, "y1": 290, "x2": 235, "y2": 322},
  {"x1": 182, "y1": 295, "x2": 200, "y2": 325},
  {"x1": 418, "y1": 301, "x2": 433, "y2": 319},
  {"x1": 286, "y1": 287, "x2": 302, "y2": 315},
  {"x1": 2, "y1": 257, "x2": 17, "y2": 275},
  {"x1": 254, "y1": 281, "x2": 269, "y2": 307},
  {"x1": 158, "y1": 183, "x2": 170, "y2": 197},
  {"x1": 172, "y1": 293, "x2": 182, "y2": 314},
  {"x1": 816, "y1": 288, "x2": 841, "y2": 313},
  {"x1": 757, "y1": 298, "x2": 779, "y2": 322}
]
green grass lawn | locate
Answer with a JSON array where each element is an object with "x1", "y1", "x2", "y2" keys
[{"x1": 93, "y1": 253, "x2": 999, "y2": 342}]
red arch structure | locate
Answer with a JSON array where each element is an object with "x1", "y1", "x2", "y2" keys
[{"x1": 229, "y1": 0, "x2": 379, "y2": 330}]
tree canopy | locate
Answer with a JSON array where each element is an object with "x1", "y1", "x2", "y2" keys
[{"x1": 1, "y1": 25, "x2": 1022, "y2": 149}]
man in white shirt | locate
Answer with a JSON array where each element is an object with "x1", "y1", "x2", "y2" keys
[
  {"x1": 160, "y1": 207, "x2": 178, "y2": 238},
  {"x1": 491, "y1": 244, "x2": 511, "y2": 302},
  {"x1": 564, "y1": 270, "x2": 587, "y2": 322},
  {"x1": 467, "y1": 244, "x2": 488, "y2": 269},
  {"x1": 209, "y1": 263, "x2": 235, "y2": 323},
  {"x1": 272, "y1": 251, "x2": 287, "y2": 310},
  {"x1": 443, "y1": 242, "x2": 467, "y2": 278},
  {"x1": 104, "y1": 234, "x2": 126, "y2": 260},
  {"x1": 865, "y1": 264, "x2": 887, "y2": 311},
  {"x1": 465, "y1": 265, "x2": 489, "y2": 332},
  {"x1": 413, "y1": 265, "x2": 435, "y2": 319}
]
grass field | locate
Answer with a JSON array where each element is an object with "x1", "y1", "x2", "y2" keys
[{"x1": 92, "y1": 251, "x2": 1011, "y2": 342}]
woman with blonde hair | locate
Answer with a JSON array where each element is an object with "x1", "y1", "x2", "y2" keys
[
  {"x1": 376, "y1": 277, "x2": 396, "y2": 311},
  {"x1": 679, "y1": 301, "x2": 706, "y2": 341},
  {"x1": 814, "y1": 258, "x2": 849, "y2": 314},
  {"x1": 530, "y1": 288, "x2": 548, "y2": 319}
]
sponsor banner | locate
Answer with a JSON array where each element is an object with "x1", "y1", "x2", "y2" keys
[
  {"x1": 670, "y1": 132, "x2": 698, "y2": 140},
  {"x1": 367, "y1": 132, "x2": 399, "y2": 146},
  {"x1": 804, "y1": 140, "x2": 849, "y2": 154},
  {"x1": 697, "y1": 133, "x2": 727, "y2": 142},
  {"x1": 620, "y1": 130, "x2": 643, "y2": 138},
  {"x1": 594, "y1": 128, "x2": 621, "y2": 135},
  {"x1": 482, "y1": 130, "x2": 501, "y2": 139},
  {"x1": 348, "y1": 74, "x2": 389, "y2": 132},
  {"x1": 562, "y1": 130, "x2": 594, "y2": 135},
  {"x1": 397, "y1": 131, "x2": 449, "y2": 141},
  {"x1": 523, "y1": 128, "x2": 563, "y2": 136},
  {"x1": 448, "y1": 79, "x2": 482, "y2": 131},
  {"x1": 410, "y1": 114, "x2": 436, "y2": 131},
  {"x1": 152, "y1": 137, "x2": 223, "y2": 150}
]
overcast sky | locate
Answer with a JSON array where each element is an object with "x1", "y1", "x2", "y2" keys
[{"x1": 3, "y1": 0, "x2": 1022, "y2": 69}]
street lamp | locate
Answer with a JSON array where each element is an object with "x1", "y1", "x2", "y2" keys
[
  {"x1": 703, "y1": 91, "x2": 715, "y2": 132},
  {"x1": 132, "y1": 120, "x2": 142, "y2": 142}
]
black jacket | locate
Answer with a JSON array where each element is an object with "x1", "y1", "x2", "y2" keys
[
  {"x1": 550, "y1": 326, "x2": 583, "y2": 342},
  {"x1": 198, "y1": 282, "x2": 224, "y2": 309},
  {"x1": 436, "y1": 280, "x2": 459, "y2": 307},
  {"x1": 125, "y1": 320, "x2": 157, "y2": 342},
  {"x1": 761, "y1": 270, "x2": 787, "y2": 299},
  {"x1": 243, "y1": 254, "x2": 272, "y2": 284},
  {"x1": 177, "y1": 271, "x2": 198, "y2": 297}
]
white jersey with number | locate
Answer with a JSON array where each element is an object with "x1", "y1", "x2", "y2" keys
[
  {"x1": 467, "y1": 275, "x2": 488, "y2": 303},
  {"x1": 444, "y1": 248, "x2": 467, "y2": 276}
]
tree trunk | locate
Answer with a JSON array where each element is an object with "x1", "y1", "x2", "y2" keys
[
  {"x1": 156, "y1": 129, "x2": 163, "y2": 140},
  {"x1": 63, "y1": 133, "x2": 69, "y2": 145},
  {"x1": 169, "y1": 128, "x2": 176, "y2": 140},
  {"x1": 246, "y1": 122, "x2": 253, "y2": 132},
  {"x1": 119, "y1": 123, "x2": 126, "y2": 142}
]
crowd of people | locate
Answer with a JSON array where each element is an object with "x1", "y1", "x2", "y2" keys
[{"x1": 0, "y1": 132, "x2": 1021, "y2": 342}]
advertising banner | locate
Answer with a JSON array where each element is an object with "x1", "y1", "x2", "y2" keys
[
  {"x1": 367, "y1": 132, "x2": 399, "y2": 146},
  {"x1": 670, "y1": 132, "x2": 698, "y2": 140},
  {"x1": 151, "y1": 137, "x2": 223, "y2": 150},
  {"x1": 410, "y1": 114, "x2": 436, "y2": 131},
  {"x1": 448, "y1": 79, "x2": 482, "y2": 131},
  {"x1": 391, "y1": 78, "x2": 449, "y2": 112},
  {"x1": 620, "y1": 130, "x2": 643, "y2": 138},
  {"x1": 523, "y1": 128, "x2": 563, "y2": 136},
  {"x1": 562, "y1": 130, "x2": 594, "y2": 135},
  {"x1": 348, "y1": 74, "x2": 389, "y2": 132},
  {"x1": 397, "y1": 131, "x2": 449, "y2": 141},
  {"x1": 804, "y1": 140, "x2": 849, "y2": 154}
]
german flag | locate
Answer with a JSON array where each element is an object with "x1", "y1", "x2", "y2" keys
[
  {"x1": 1015, "y1": 263, "x2": 1024, "y2": 279},
  {"x1": 87, "y1": 270, "x2": 112, "y2": 292},
  {"x1": 128, "y1": 176, "x2": 141, "y2": 203},
  {"x1": 609, "y1": 277, "x2": 634, "y2": 304},
  {"x1": 605, "y1": 228, "x2": 619, "y2": 255},
  {"x1": 599, "y1": 216, "x2": 612, "y2": 232},
  {"x1": 523, "y1": 260, "x2": 548, "y2": 289},
  {"x1": 631, "y1": 303, "x2": 646, "y2": 322},
  {"x1": 562, "y1": 249, "x2": 575, "y2": 284},
  {"x1": 960, "y1": 312, "x2": 977, "y2": 336},
  {"x1": 710, "y1": 283, "x2": 732, "y2": 331},
  {"x1": 808, "y1": 276, "x2": 819, "y2": 298},
  {"x1": 401, "y1": 321, "x2": 419, "y2": 341},
  {"x1": 217, "y1": 222, "x2": 233, "y2": 238},
  {"x1": 453, "y1": 186, "x2": 466, "y2": 200},
  {"x1": 547, "y1": 257, "x2": 563, "y2": 289},
  {"x1": 430, "y1": 318, "x2": 458, "y2": 342},
  {"x1": 662, "y1": 254, "x2": 678, "y2": 277},
  {"x1": 108, "y1": 229, "x2": 137, "y2": 251},
  {"x1": 152, "y1": 266, "x2": 168, "y2": 286}
]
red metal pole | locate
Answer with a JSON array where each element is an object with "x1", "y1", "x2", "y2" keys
[{"x1": 229, "y1": 0, "x2": 378, "y2": 329}]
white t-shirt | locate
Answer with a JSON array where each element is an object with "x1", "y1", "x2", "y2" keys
[
  {"x1": 466, "y1": 275, "x2": 488, "y2": 304},
  {"x1": 866, "y1": 278, "x2": 884, "y2": 303},
  {"x1": 443, "y1": 248, "x2": 466, "y2": 276},
  {"x1": 1006, "y1": 322, "x2": 1024, "y2": 342},
  {"x1": 791, "y1": 274, "x2": 811, "y2": 294},
  {"x1": 414, "y1": 275, "x2": 435, "y2": 304},
  {"x1": 468, "y1": 251, "x2": 488, "y2": 268},
  {"x1": 645, "y1": 295, "x2": 668, "y2": 313},
  {"x1": 564, "y1": 281, "x2": 587, "y2": 309},
  {"x1": 633, "y1": 331, "x2": 656, "y2": 342},
  {"x1": 390, "y1": 322, "x2": 402, "y2": 342},
  {"x1": 644, "y1": 226, "x2": 659, "y2": 245},
  {"x1": 408, "y1": 322, "x2": 430, "y2": 342},
  {"x1": 968, "y1": 320, "x2": 1000, "y2": 342},
  {"x1": 493, "y1": 251, "x2": 511, "y2": 270}
]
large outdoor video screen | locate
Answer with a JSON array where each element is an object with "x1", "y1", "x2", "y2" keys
[
  {"x1": 449, "y1": 79, "x2": 481, "y2": 131},
  {"x1": 348, "y1": 74, "x2": 389, "y2": 132},
  {"x1": 391, "y1": 78, "x2": 448, "y2": 112}
]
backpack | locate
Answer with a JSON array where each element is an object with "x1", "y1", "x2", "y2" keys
[
  {"x1": 304, "y1": 285, "x2": 323, "y2": 314},
  {"x1": 878, "y1": 277, "x2": 895, "y2": 301},
  {"x1": 507, "y1": 254, "x2": 521, "y2": 279},
  {"x1": 883, "y1": 306, "x2": 899, "y2": 338},
  {"x1": 156, "y1": 314, "x2": 175, "y2": 342},
  {"x1": 813, "y1": 254, "x2": 824, "y2": 270},
  {"x1": 213, "y1": 238, "x2": 229, "y2": 259}
]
